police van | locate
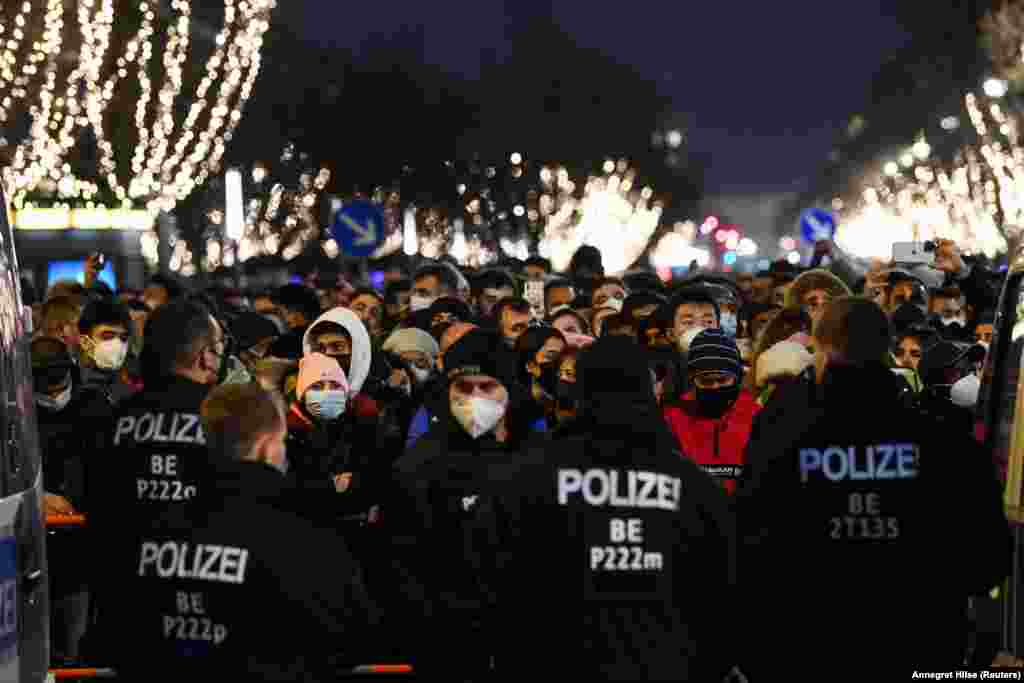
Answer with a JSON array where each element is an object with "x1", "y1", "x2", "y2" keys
[
  {"x1": 973, "y1": 256, "x2": 1024, "y2": 662},
  {"x1": 0, "y1": 180, "x2": 49, "y2": 680}
]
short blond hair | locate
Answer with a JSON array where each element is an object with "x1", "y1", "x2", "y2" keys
[
  {"x1": 40, "y1": 296, "x2": 81, "y2": 337},
  {"x1": 201, "y1": 383, "x2": 284, "y2": 461}
]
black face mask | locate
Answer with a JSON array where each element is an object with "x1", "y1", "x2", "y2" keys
[
  {"x1": 537, "y1": 363, "x2": 559, "y2": 397},
  {"x1": 695, "y1": 384, "x2": 740, "y2": 418},
  {"x1": 555, "y1": 380, "x2": 578, "y2": 409}
]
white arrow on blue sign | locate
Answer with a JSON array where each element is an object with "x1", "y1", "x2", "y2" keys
[
  {"x1": 330, "y1": 200, "x2": 386, "y2": 258},
  {"x1": 800, "y1": 208, "x2": 836, "y2": 244}
]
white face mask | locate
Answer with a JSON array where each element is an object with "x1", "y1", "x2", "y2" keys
[
  {"x1": 451, "y1": 396, "x2": 507, "y2": 439},
  {"x1": 940, "y1": 316, "x2": 966, "y2": 328},
  {"x1": 410, "y1": 295, "x2": 438, "y2": 313},
  {"x1": 411, "y1": 366, "x2": 432, "y2": 385},
  {"x1": 92, "y1": 338, "x2": 128, "y2": 370},
  {"x1": 977, "y1": 340, "x2": 990, "y2": 352},
  {"x1": 950, "y1": 372, "x2": 981, "y2": 408},
  {"x1": 719, "y1": 312, "x2": 738, "y2": 338},
  {"x1": 305, "y1": 389, "x2": 348, "y2": 421},
  {"x1": 676, "y1": 326, "x2": 707, "y2": 353},
  {"x1": 36, "y1": 384, "x2": 72, "y2": 412}
]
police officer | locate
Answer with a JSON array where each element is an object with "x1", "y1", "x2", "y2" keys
[
  {"x1": 84, "y1": 299, "x2": 226, "y2": 656},
  {"x1": 89, "y1": 299, "x2": 224, "y2": 529},
  {"x1": 94, "y1": 382, "x2": 380, "y2": 681},
  {"x1": 735, "y1": 297, "x2": 1010, "y2": 678},
  {"x1": 470, "y1": 335, "x2": 736, "y2": 681}
]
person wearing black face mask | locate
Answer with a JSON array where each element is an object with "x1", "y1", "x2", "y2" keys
[
  {"x1": 32, "y1": 337, "x2": 101, "y2": 664},
  {"x1": 551, "y1": 346, "x2": 581, "y2": 430},
  {"x1": 514, "y1": 326, "x2": 567, "y2": 425},
  {"x1": 663, "y1": 328, "x2": 761, "y2": 494}
]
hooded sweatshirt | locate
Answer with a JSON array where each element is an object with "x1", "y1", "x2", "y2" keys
[
  {"x1": 302, "y1": 307, "x2": 397, "y2": 499},
  {"x1": 302, "y1": 307, "x2": 372, "y2": 400}
]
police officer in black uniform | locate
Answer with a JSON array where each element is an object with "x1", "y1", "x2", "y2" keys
[
  {"x1": 83, "y1": 299, "x2": 225, "y2": 660},
  {"x1": 471, "y1": 335, "x2": 736, "y2": 681},
  {"x1": 89, "y1": 298, "x2": 224, "y2": 530},
  {"x1": 735, "y1": 297, "x2": 1010, "y2": 679},
  {"x1": 94, "y1": 382, "x2": 380, "y2": 681}
]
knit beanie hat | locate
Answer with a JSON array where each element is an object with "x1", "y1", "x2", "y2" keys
[
  {"x1": 382, "y1": 327, "x2": 440, "y2": 358},
  {"x1": 296, "y1": 352, "x2": 348, "y2": 399},
  {"x1": 687, "y1": 328, "x2": 743, "y2": 380},
  {"x1": 444, "y1": 328, "x2": 505, "y2": 381}
]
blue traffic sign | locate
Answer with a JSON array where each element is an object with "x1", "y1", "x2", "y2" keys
[
  {"x1": 800, "y1": 208, "x2": 836, "y2": 244},
  {"x1": 330, "y1": 200, "x2": 385, "y2": 257}
]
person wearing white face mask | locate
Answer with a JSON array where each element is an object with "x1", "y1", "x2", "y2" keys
[
  {"x1": 917, "y1": 340, "x2": 988, "y2": 435},
  {"x1": 930, "y1": 286, "x2": 973, "y2": 343},
  {"x1": 76, "y1": 298, "x2": 135, "y2": 404},
  {"x1": 409, "y1": 264, "x2": 460, "y2": 313},
  {"x1": 382, "y1": 327, "x2": 439, "y2": 387},
  {"x1": 387, "y1": 327, "x2": 524, "y2": 678}
]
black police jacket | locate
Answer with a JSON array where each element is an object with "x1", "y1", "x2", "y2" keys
[
  {"x1": 735, "y1": 363, "x2": 1011, "y2": 679},
  {"x1": 89, "y1": 459, "x2": 381, "y2": 682},
  {"x1": 382, "y1": 414, "x2": 524, "y2": 678},
  {"x1": 88, "y1": 376, "x2": 212, "y2": 543},
  {"x1": 469, "y1": 401, "x2": 737, "y2": 681}
]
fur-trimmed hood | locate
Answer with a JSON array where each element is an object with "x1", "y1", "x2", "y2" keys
[{"x1": 785, "y1": 268, "x2": 852, "y2": 309}]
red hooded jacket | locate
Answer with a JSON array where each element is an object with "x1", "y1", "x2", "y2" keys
[{"x1": 663, "y1": 389, "x2": 761, "y2": 494}]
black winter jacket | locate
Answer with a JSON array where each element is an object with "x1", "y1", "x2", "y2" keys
[
  {"x1": 735, "y1": 363, "x2": 1010, "y2": 679},
  {"x1": 89, "y1": 459, "x2": 381, "y2": 681},
  {"x1": 470, "y1": 403, "x2": 736, "y2": 681}
]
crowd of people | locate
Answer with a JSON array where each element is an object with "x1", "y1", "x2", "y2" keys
[{"x1": 25, "y1": 239, "x2": 1015, "y2": 680}]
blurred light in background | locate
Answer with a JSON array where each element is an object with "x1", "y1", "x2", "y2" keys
[
  {"x1": 984, "y1": 77, "x2": 1008, "y2": 98},
  {"x1": 225, "y1": 168, "x2": 244, "y2": 242},
  {"x1": 403, "y1": 207, "x2": 418, "y2": 256}
]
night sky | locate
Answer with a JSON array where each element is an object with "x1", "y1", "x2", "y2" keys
[{"x1": 287, "y1": 1, "x2": 911, "y2": 195}]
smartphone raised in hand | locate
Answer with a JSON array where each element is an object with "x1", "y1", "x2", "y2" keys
[{"x1": 891, "y1": 241, "x2": 935, "y2": 266}]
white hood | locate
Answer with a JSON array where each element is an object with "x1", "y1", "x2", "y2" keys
[
  {"x1": 756, "y1": 340, "x2": 813, "y2": 388},
  {"x1": 302, "y1": 307, "x2": 372, "y2": 394}
]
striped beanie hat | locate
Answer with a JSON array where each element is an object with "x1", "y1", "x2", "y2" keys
[{"x1": 687, "y1": 328, "x2": 743, "y2": 380}]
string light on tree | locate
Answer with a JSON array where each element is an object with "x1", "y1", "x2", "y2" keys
[
  {"x1": 5, "y1": 0, "x2": 275, "y2": 217},
  {"x1": 198, "y1": 143, "x2": 331, "y2": 273}
]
